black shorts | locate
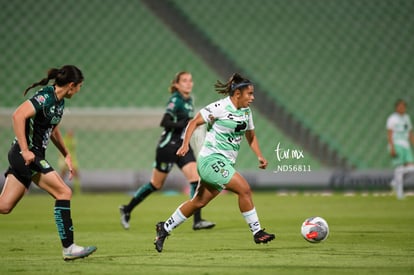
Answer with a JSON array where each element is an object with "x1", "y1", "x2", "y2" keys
[
  {"x1": 154, "y1": 140, "x2": 196, "y2": 173},
  {"x1": 4, "y1": 143, "x2": 54, "y2": 189}
]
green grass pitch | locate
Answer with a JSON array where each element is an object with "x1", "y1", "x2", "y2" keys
[{"x1": 1, "y1": 191, "x2": 414, "y2": 274}]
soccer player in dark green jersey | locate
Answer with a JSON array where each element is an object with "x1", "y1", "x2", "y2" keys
[
  {"x1": 0, "y1": 65, "x2": 96, "y2": 261},
  {"x1": 119, "y1": 72, "x2": 215, "y2": 230}
]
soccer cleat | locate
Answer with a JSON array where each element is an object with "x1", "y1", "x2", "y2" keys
[
  {"x1": 154, "y1": 222, "x2": 169, "y2": 253},
  {"x1": 254, "y1": 229, "x2": 276, "y2": 244},
  {"x1": 63, "y1": 244, "x2": 97, "y2": 261},
  {"x1": 119, "y1": 205, "x2": 131, "y2": 229},
  {"x1": 193, "y1": 220, "x2": 216, "y2": 230}
]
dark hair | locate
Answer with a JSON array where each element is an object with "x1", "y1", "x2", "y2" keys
[
  {"x1": 395, "y1": 98, "x2": 407, "y2": 108},
  {"x1": 23, "y1": 65, "x2": 84, "y2": 96},
  {"x1": 214, "y1": 73, "x2": 252, "y2": 96},
  {"x1": 168, "y1": 71, "x2": 190, "y2": 93}
]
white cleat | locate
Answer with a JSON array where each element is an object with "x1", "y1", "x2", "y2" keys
[{"x1": 63, "y1": 244, "x2": 97, "y2": 261}]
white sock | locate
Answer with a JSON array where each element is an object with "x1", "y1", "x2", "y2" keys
[
  {"x1": 242, "y1": 207, "x2": 261, "y2": 235},
  {"x1": 164, "y1": 208, "x2": 187, "y2": 233},
  {"x1": 404, "y1": 165, "x2": 414, "y2": 173},
  {"x1": 394, "y1": 165, "x2": 414, "y2": 200},
  {"x1": 394, "y1": 166, "x2": 405, "y2": 199}
]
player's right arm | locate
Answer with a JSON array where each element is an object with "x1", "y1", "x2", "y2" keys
[
  {"x1": 386, "y1": 115, "x2": 396, "y2": 157},
  {"x1": 387, "y1": 129, "x2": 396, "y2": 157},
  {"x1": 12, "y1": 100, "x2": 36, "y2": 165}
]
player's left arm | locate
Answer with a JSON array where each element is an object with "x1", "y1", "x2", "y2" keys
[
  {"x1": 51, "y1": 126, "x2": 74, "y2": 179},
  {"x1": 51, "y1": 126, "x2": 69, "y2": 156},
  {"x1": 245, "y1": 129, "x2": 267, "y2": 169}
]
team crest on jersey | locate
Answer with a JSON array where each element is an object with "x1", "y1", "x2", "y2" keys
[{"x1": 208, "y1": 114, "x2": 216, "y2": 123}]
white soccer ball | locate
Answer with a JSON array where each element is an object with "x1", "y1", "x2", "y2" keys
[{"x1": 301, "y1": 216, "x2": 329, "y2": 243}]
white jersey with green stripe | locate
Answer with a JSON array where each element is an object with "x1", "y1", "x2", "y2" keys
[
  {"x1": 386, "y1": 112, "x2": 412, "y2": 148},
  {"x1": 198, "y1": 96, "x2": 254, "y2": 164}
]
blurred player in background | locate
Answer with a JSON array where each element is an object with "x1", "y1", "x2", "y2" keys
[
  {"x1": 59, "y1": 129, "x2": 81, "y2": 195},
  {"x1": 387, "y1": 98, "x2": 414, "y2": 199},
  {"x1": 119, "y1": 71, "x2": 215, "y2": 230},
  {"x1": 0, "y1": 65, "x2": 96, "y2": 260},
  {"x1": 154, "y1": 73, "x2": 275, "y2": 253}
]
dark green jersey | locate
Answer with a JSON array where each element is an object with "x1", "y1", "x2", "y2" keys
[
  {"x1": 159, "y1": 91, "x2": 194, "y2": 147},
  {"x1": 17, "y1": 85, "x2": 64, "y2": 156}
]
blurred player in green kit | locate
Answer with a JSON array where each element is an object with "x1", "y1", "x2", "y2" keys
[
  {"x1": 387, "y1": 99, "x2": 414, "y2": 199},
  {"x1": 119, "y1": 71, "x2": 215, "y2": 230}
]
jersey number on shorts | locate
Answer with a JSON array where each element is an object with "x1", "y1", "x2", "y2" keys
[{"x1": 211, "y1": 160, "x2": 226, "y2": 172}]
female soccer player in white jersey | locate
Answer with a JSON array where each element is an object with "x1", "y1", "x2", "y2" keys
[
  {"x1": 154, "y1": 73, "x2": 275, "y2": 252},
  {"x1": 387, "y1": 99, "x2": 414, "y2": 199},
  {"x1": 0, "y1": 65, "x2": 96, "y2": 260}
]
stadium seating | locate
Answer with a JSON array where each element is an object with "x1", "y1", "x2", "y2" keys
[
  {"x1": 172, "y1": 0, "x2": 414, "y2": 169},
  {"x1": 1, "y1": 0, "x2": 412, "y2": 172},
  {"x1": 0, "y1": 0, "x2": 321, "y2": 171}
]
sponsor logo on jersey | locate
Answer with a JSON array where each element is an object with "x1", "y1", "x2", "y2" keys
[
  {"x1": 46, "y1": 105, "x2": 64, "y2": 125},
  {"x1": 184, "y1": 102, "x2": 193, "y2": 110}
]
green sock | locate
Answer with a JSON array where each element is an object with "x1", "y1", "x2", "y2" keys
[
  {"x1": 54, "y1": 200, "x2": 74, "y2": 248},
  {"x1": 124, "y1": 182, "x2": 156, "y2": 212}
]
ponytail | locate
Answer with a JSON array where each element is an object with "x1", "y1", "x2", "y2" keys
[
  {"x1": 23, "y1": 65, "x2": 84, "y2": 96},
  {"x1": 214, "y1": 73, "x2": 252, "y2": 96}
]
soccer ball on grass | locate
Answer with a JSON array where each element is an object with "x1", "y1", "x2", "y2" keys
[{"x1": 301, "y1": 216, "x2": 329, "y2": 243}]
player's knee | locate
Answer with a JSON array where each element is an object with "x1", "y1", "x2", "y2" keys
[
  {"x1": 54, "y1": 185, "x2": 73, "y2": 200},
  {"x1": 239, "y1": 188, "x2": 252, "y2": 199}
]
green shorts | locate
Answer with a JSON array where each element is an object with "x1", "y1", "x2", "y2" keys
[
  {"x1": 391, "y1": 144, "x2": 414, "y2": 167},
  {"x1": 197, "y1": 154, "x2": 236, "y2": 191}
]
